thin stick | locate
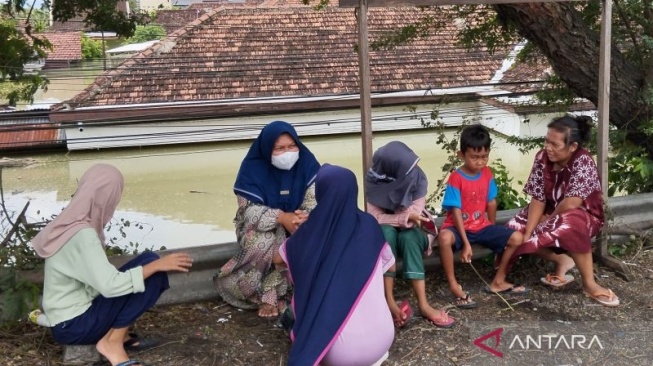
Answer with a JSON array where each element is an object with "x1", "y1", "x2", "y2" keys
[{"x1": 467, "y1": 262, "x2": 514, "y2": 311}]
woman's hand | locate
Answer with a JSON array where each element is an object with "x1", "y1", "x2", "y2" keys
[
  {"x1": 143, "y1": 252, "x2": 193, "y2": 279},
  {"x1": 293, "y1": 210, "x2": 309, "y2": 226},
  {"x1": 278, "y1": 211, "x2": 307, "y2": 234},
  {"x1": 157, "y1": 252, "x2": 193, "y2": 272},
  {"x1": 408, "y1": 212, "x2": 428, "y2": 227}
]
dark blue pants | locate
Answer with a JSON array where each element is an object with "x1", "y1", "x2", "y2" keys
[{"x1": 52, "y1": 251, "x2": 169, "y2": 345}]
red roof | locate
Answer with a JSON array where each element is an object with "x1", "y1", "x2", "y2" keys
[
  {"x1": 40, "y1": 32, "x2": 83, "y2": 61},
  {"x1": 64, "y1": 6, "x2": 513, "y2": 108}
]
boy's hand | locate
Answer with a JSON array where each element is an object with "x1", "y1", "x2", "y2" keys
[{"x1": 460, "y1": 245, "x2": 473, "y2": 263}]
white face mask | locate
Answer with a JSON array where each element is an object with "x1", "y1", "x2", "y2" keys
[{"x1": 271, "y1": 151, "x2": 299, "y2": 170}]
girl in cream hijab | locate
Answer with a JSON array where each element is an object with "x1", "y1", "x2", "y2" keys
[{"x1": 32, "y1": 164, "x2": 193, "y2": 366}]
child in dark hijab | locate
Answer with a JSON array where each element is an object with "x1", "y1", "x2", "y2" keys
[{"x1": 365, "y1": 141, "x2": 454, "y2": 328}]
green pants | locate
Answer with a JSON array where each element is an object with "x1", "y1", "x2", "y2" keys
[{"x1": 381, "y1": 225, "x2": 428, "y2": 280}]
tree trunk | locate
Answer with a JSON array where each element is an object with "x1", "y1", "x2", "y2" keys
[{"x1": 494, "y1": 3, "x2": 653, "y2": 158}]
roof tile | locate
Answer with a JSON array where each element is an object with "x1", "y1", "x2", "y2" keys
[{"x1": 66, "y1": 6, "x2": 514, "y2": 107}]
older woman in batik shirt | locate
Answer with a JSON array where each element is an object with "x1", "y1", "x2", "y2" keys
[
  {"x1": 213, "y1": 121, "x2": 320, "y2": 317},
  {"x1": 506, "y1": 115, "x2": 619, "y2": 307}
]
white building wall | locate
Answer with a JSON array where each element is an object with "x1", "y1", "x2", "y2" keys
[{"x1": 139, "y1": 0, "x2": 173, "y2": 10}]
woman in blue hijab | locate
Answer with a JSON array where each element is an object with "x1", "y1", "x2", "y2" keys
[
  {"x1": 213, "y1": 121, "x2": 320, "y2": 318},
  {"x1": 276, "y1": 164, "x2": 395, "y2": 366}
]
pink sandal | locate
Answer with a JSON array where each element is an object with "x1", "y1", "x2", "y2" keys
[{"x1": 423, "y1": 310, "x2": 455, "y2": 328}]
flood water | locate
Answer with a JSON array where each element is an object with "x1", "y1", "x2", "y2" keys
[{"x1": 2, "y1": 129, "x2": 536, "y2": 250}]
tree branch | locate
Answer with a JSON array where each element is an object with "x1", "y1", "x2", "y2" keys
[{"x1": 613, "y1": 0, "x2": 642, "y2": 64}]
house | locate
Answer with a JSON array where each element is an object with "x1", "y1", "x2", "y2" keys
[
  {"x1": 36, "y1": 31, "x2": 83, "y2": 70},
  {"x1": 140, "y1": 0, "x2": 174, "y2": 11},
  {"x1": 154, "y1": 8, "x2": 211, "y2": 33},
  {"x1": 50, "y1": 3, "x2": 586, "y2": 150},
  {"x1": 49, "y1": 0, "x2": 130, "y2": 39},
  {"x1": 0, "y1": 110, "x2": 64, "y2": 152}
]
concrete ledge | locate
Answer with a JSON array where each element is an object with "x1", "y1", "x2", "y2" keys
[
  {"x1": 148, "y1": 192, "x2": 653, "y2": 306},
  {"x1": 63, "y1": 345, "x2": 100, "y2": 365}
]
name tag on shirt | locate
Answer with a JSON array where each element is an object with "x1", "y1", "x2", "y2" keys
[{"x1": 280, "y1": 190, "x2": 290, "y2": 195}]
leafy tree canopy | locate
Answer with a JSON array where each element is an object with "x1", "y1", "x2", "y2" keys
[
  {"x1": 1, "y1": 0, "x2": 148, "y2": 106},
  {"x1": 123, "y1": 24, "x2": 166, "y2": 44},
  {"x1": 360, "y1": 2, "x2": 653, "y2": 194}
]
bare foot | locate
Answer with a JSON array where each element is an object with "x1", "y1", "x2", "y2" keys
[
  {"x1": 485, "y1": 282, "x2": 529, "y2": 294},
  {"x1": 582, "y1": 284, "x2": 620, "y2": 306},
  {"x1": 449, "y1": 283, "x2": 466, "y2": 299},
  {"x1": 419, "y1": 304, "x2": 454, "y2": 328},
  {"x1": 96, "y1": 337, "x2": 129, "y2": 366},
  {"x1": 390, "y1": 300, "x2": 412, "y2": 328},
  {"x1": 554, "y1": 254, "x2": 576, "y2": 278},
  {"x1": 258, "y1": 303, "x2": 279, "y2": 318}
]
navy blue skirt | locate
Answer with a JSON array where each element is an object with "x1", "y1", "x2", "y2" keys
[{"x1": 52, "y1": 251, "x2": 169, "y2": 345}]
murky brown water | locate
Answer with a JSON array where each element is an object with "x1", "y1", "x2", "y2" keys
[{"x1": 2, "y1": 129, "x2": 536, "y2": 249}]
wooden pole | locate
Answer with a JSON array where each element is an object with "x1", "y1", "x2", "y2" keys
[
  {"x1": 357, "y1": 0, "x2": 373, "y2": 206},
  {"x1": 596, "y1": 0, "x2": 629, "y2": 279}
]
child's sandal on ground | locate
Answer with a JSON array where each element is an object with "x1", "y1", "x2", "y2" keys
[
  {"x1": 116, "y1": 360, "x2": 149, "y2": 366},
  {"x1": 583, "y1": 289, "x2": 620, "y2": 307},
  {"x1": 423, "y1": 310, "x2": 455, "y2": 328},
  {"x1": 393, "y1": 299, "x2": 413, "y2": 328},
  {"x1": 540, "y1": 274, "x2": 574, "y2": 289},
  {"x1": 454, "y1": 293, "x2": 477, "y2": 309}
]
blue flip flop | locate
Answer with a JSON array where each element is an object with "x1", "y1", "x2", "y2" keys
[{"x1": 116, "y1": 360, "x2": 147, "y2": 366}]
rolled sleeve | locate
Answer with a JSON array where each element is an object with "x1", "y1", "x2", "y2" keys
[{"x1": 128, "y1": 266, "x2": 145, "y2": 293}]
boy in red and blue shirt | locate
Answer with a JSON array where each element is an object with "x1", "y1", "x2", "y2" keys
[{"x1": 438, "y1": 125, "x2": 526, "y2": 309}]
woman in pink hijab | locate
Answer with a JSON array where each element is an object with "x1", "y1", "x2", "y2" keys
[{"x1": 31, "y1": 164, "x2": 193, "y2": 366}]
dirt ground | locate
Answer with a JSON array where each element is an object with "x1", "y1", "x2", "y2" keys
[{"x1": 2, "y1": 251, "x2": 653, "y2": 366}]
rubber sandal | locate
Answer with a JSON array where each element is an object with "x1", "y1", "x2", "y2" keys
[
  {"x1": 393, "y1": 299, "x2": 413, "y2": 328},
  {"x1": 540, "y1": 274, "x2": 574, "y2": 289},
  {"x1": 454, "y1": 293, "x2": 477, "y2": 309},
  {"x1": 124, "y1": 333, "x2": 159, "y2": 352},
  {"x1": 423, "y1": 310, "x2": 455, "y2": 328},
  {"x1": 116, "y1": 360, "x2": 147, "y2": 366},
  {"x1": 583, "y1": 289, "x2": 620, "y2": 307}
]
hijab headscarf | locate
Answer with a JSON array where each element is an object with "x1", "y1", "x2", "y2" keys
[
  {"x1": 31, "y1": 164, "x2": 124, "y2": 258},
  {"x1": 364, "y1": 141, "x2": 428, "y2": 211},
  {"x1": 233, "y1": 121, "x2": 320, "y2": 212},
  {"x1": 285, "y1": 164, "x2": 386, "y2": 366}
]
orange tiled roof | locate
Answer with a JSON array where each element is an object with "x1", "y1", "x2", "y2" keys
[
  {"x1": 155, "y1": 9, "x2": 211, "y2": 33},
  {"x1": 501, "y1": 56, "x2": 550, "y2": 94},
  {"x1": 65, "y1": 6, "x2": 513, "y2": 108},
  {"x1": 39, "y1": 32, "x2": 83, "y2": 61}
]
